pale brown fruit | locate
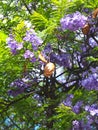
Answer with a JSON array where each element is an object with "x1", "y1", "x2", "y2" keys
[
  {"x1": 92, "y1": 8, "x2": 98, "y2": 18},
  {"x1": 82, "y1": 24, "x2": 90, "y2": 35},
  {"x1": 44, "y1": 62, "x2": 55, "y2": 77},
  {"x1": 39, "y1": 53, "x2": 47, "y2": 63}
]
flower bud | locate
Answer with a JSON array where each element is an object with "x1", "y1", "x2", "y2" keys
[
  {"x1": 92, "y1": 8, "x2": 98, "y2": 18},
  {"x1": 82, "y1": 24, "x2": 90, "y2": 35},
  {"x1": 39, "y1": 53, "x2": 47, "y2": 63},
  {"x1": 44, "y1": 62, "x2": 55, "y2": 77}
]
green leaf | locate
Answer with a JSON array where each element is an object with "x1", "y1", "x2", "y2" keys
[
  {"x1": 0, "y1": 31, "x2": 7, "y2": 42},
  {"x1": 31, "y1": 11, "x2": 48, "y2": 29}
]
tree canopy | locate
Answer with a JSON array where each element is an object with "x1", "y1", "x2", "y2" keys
[{"x1": 0, "y1": 0, "x2": 98, "y2": 129}]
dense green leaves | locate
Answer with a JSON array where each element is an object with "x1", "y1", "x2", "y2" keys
[{"x1": 0, "y1": 0, "x2": 98, "y2": 130}]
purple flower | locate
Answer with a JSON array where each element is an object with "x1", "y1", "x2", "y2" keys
[
  {"x1": 8, "y1": 78, "x2": 33, "y2": 96},
  {"x1": 6, "y1": 35, "x2": 23, "y2": 54},
  {"x1": 72, "y1": 120, "x2": 80, "y2": 129},
  {"x1": 40, "y1": 43, "x2": 52, "y2": 62},
  {"x1": 73, "y1": 101, "x2": 83, "y2": 114},
  {"x1": 23, "y1": 29, "x2": 43, "y2": 50},
  {"x1": 63, "y1": 94, "x2": 74, "y2": 107},
  {"x1": 30, "y1": 57, "x2": 36, "y2": 62},
  {"x1": 72, "y1": 120, "x2": 92, "y2": 130},
  {"x1": 43, "y1": 43, "x2": 52, "y2": 53},
  {"x1": 10, "y1": 79, "x2": 30, "y2": 89},
  {"x1": 60, "y1": 11, "x2": 87, "y2": 31},
  {"x1": 17, "y1": 43, "x2": 23, "y2": 50},
  {"x1": 8, "y1": 89, "x2": 24, "y2": 97},
  {"x1": 23, "y1": 50, "x2": 36, "y2": 62},
  {"x1": 50, "y1": 52, "x2": 71, "y2": 68},
  {"x1": 89, "y1": 38, "x2": 98, "y2": 47},
  {"x1": 23, "y1": 29, "x2": 35, "y2": 42},
  {"x1": 90, "y1": 67, "x2": 98, "y2": 73},
  {"x1": 86, "y1": 115, "x2": 94, "y2": 125},
  {"x1": 85, "y1": 104, "x2": 98, "y2": 116},
  {"x1": 81, "y1": 73, "x2": 98, "y2": 90}
]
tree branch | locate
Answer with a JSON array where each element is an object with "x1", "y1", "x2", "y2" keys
[
  {"x1": 21, "y1": 0, "x2": 32, "y2": 14},
  {"x1": 0, "y1": 92, "x2": 34, "y2": 115}
]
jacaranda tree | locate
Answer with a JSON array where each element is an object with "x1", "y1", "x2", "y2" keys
[{"x1": 0, "y1": 0, "x2": 98, "y2": 129}]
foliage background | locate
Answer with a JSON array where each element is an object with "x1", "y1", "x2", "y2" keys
[{"x1": 0, "y1": 0, "x2": 98, "y2": 130}]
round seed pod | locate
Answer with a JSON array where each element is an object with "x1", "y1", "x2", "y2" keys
[
  {"x1": 44, "y1": 62, "x2": 55, "y2": 77},
  {"x1": 82, "y1": 24, "x2": 90, "y2": 35},
  {"x1": 92, "y1": 8, "x2": 98, "y2": 18}
]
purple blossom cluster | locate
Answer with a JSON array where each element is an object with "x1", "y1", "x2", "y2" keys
[
  {"x1": 41, "y1": 43, "x2": 52, "y2": 62},
  {"x1": 8, "y1": 78, "x2": 32, "y2": 97},
  {"x1": 81, "y1": 73, "x2": 98, "y2": 90},
  {"x1": 87, "y1": 15, "x2": 98, "y2": 35},
  {"x1": 6, "y1": 34, "x2": 23, "y2": 54},
  {"x1": 24, "y1": 50, "x2": 36, "y2": 62},
  {"x1": 24, "y1": 50, "x2": 34, "y2": 59},
  {"x1": 39, "y1": 43, "x2": 72, "y2": 70},
  {"x1": 63, "y1": 94, "x2": 74, "y2": 107},
  {"x1": 89, "y1": 37, "x2": 98, "y2": 47},
  {"x1": 50, "y1": 52, "x2": 71, "y2": 68},
  {"x1": 23, "y1": 29, "x2": 43, "y2": 50},
  {"x1": 60, "y1": 11, "x2": 87, "y2": 31},
  {"x1": 72, "y1": 119, "x2": 93, "y2": 130},
  {"x1": 42, "y1": 43, "x2": 52, "y2": 54},
  {"x1": 7, "y1": 29, "x2": 43, "y2": 63},
  {"x1": 72, "y1": 114, "x2": 98, "y2": 130},
  {"x1": 72, "y1": 101, "x2": 83, "y2": 114},
  {"x1": 63, "y1": 95, "x2": 98, "y2": 129},
  {"x1": 85, "y1": 104, "x2": 98, "y2": 116},
  {"x1": 63, "y1": 95, "x2": 83, "y2": 114},
  {"x1": 8, "y1": 89, "x2": 23, "y2": 97}
]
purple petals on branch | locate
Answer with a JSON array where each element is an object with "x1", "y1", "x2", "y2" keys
[
  {"x1": 24, "y1": 50, "x2": 34, "y2": 59},
  {"x1": 23, "y1": 29, "x2": 36, "y2": 42},
  {"x1": 63, "y1": 94, "x2": 74, "y2": 107},
  {"x1": 81, "y1": 73, "x2": 98, "y2": 90},
  {"x1": 39, "y1": 43, "x2": 52, "y2": 62},
  {"x1": 43, "y1": 43, "x2": 52, "y2": 54},
  {"x1": 72, "y1": 120, "x2": 80, "y2": 129},
  {"x1": 23, "y1": 29, "x2": 43, "y2": 50},
  {"x1": 73, "y1": 101, "x2": 83, "y2": 114},
  {"x1": 8, "y1": 78, "x2": 31, "y2": 96},
  {"x1": 8, "y1": 77, "x2": 36, "y2": 97},
  {"x1": 6, "y1": 35, "x2": 23, "y2": 54},
  {"x1": 89, "y1": 38, "x2": 98, "y2": 47},
  {"x1": 8, "y1": 89, "x2": 24, "y2": 97},
  {"x1": 50, "y1": 52, "x2": 71, "y2": 68},
  {"x1": 72, "y1": 119, "x2": 92, "y2": 130},
  {"x1": 60, "y1": 11, "x2": 87, "y2": 31},
  {"x1": 24, "y1": 50, "x2": 36, "y2": 62},
  {"x1": 85, "y1": 104, "x2": 98, "y2": 116}
]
